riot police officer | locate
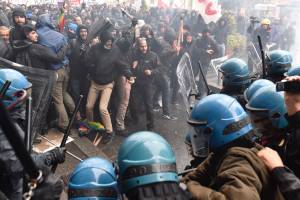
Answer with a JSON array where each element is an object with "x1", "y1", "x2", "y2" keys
[
  {"x1": 117, "y1": 131, "x2": 191, "y2": 200},
  {"x1": 182, "y1": 94, "x2": 282, "y2": 199},
  {"x1": 0, "y1": 68, "x2": 65, "y2": 199},
  {"x1": 266, "y1": 50, "x2": 293, "y2": 82},
  {"x1": 219, "y1": 58, "x2": 251, "y2": 107},
  {"x1": 244, "y1": 79, "x2": 275, "y2": 102},
  {"x1": 68, "y1": 157, "x2": 120, "y2": 200}
]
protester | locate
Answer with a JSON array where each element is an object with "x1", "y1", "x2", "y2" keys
[
  {"x1": 0, "y1": 25, "x2": 12, "y2": 59},
  {"x1": 130, "y1": 38, "x2": 161, "y2": 130},
  {"x1": 85, "y1": 30, "x2": 133, "y2": 144},
  {"x1": 258, "y1": 147, "x2": 300, "y2": 200}
]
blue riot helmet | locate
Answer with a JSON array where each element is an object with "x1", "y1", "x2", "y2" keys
[
  {"x1": 286, "y1": 66, "x2": 300, "y2": 76},
  {"x1": 246, "y1": 89, "x2": 288, "y2": 135},
  {"x1": 244, "y1": 79, "x2": 275, "y2": 102},
  {"x1": 0, "y1": 69, "x2": 32, "y2": 109},
  {"x1": 266, "y1": 50, "x2": 292, "y2": 79},
  {"x1": 117, "y1": 131, "x2": 178, "y2": 193},
  {"x1": 218, "y1": 58, "x2": 250, "y2": 87},
  {"x1": 68, "y1": 157, "x2": 119, "y2": 200},
  {"x1": 188, "y1": 94, "x2": 253, "y2": 156}
]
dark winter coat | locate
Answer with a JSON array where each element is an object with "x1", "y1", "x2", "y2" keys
[
  {"x1": 182, "y1": 144, "x2": 284, "y2": 200},
  {"x1": 13, "y1": 40, "x2": 68, "y2": 69},
  {"x1": 271, "y1": 166, "x2": 300, "y2": 200},
  {"x1": 285, "y1": 112, "x2": 300, "y2": 179},
  {"x1": 0, "y1": 39, "x2": 13, "y2": 60},
  {"x1": 132, "y1": 50, "x2": 161, "y2": 84},
  {"x1": 213, "y1": 20, "x2": 229, "y2": 44},
  {"x1": 0, "y1": 108, "x2": 25, "y2": 200},
  {"x1": 190, "y1": 36, "x2": 218, "y2": 75},
  {"x1": 69, "y1": 38, "x2": 89, "y2": 80},
  {"x1": 86, "y1": 44, "x2": 132, "y2": 85}
]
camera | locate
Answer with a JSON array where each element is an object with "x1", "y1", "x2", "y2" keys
[{"x1": 276, "y1": 80, "x2": 300, "y2": 93}]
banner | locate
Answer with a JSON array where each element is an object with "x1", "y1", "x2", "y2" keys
[
  {"x1": 69, "y1": 0, "x2": 81, "y2": 6},
  {"x1": 12, "y1": 0, "x2": 56, "y2": 5},
  {"x1": 193, "y1": 0, "x2": 222, "y2": 24}
]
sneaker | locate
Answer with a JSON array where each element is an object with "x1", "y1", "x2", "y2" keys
[
  {"x1": 101, "y1": 132, "x2": 114, "y2": 144},
  {"x1": 162, "y1": 114, "x2": 178, "y2": 120}
]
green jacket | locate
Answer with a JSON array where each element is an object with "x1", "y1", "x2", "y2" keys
[{"x1": 182, "y1": 145, "x2": 284, "y2": 200}]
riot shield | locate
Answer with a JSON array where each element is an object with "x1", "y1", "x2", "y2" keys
[
  {"x1": 207, "y1": 55, "x2": 228, "y2": 89},
  {"x1": 0, "y1": 57, "x2": 55, "y2": 143},
  {"x1": 87, "y1": 17, "x2": 113, "y2": 44},
  {"x1": 176, "y1": 53, "x2": 198, "y2": 117},
  {"x1": 248, "y1": 42, "x2": 262, "y2": 76}
]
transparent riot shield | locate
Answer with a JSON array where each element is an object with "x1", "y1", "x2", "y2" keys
[
  {"x1": 248, "y1": 42, "x2": 262, "y2": 76},
  {"x1": 207, "y1": 55, "x2": 229, "y2": 89},
  {"x1": 176, "y1": 53, "x2": 198, "y2": 117}
]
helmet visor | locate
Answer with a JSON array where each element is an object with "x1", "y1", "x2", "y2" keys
[
  {"x1": 248, "y1": 110, "x2": 274, "y2": 136},
  {"x1": 189, "y1": 124, "x2": 210, "y2": 158}
]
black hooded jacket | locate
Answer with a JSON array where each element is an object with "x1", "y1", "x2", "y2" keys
[
  {"x1": 9, "y1": 8, "x2": 27, "y2": 61},
  {"x1": 14, "y1": 40, "x2": 68, "y2": 69},
  {"x1": 69, "y1": 25, "x2": 89, "y2": 80},
  {"x1": 86, "y1": 43, "x2": 132, "y2": 85},
  {"x1": 285, "y1": 112, "x2": 300, "y2": 179}
]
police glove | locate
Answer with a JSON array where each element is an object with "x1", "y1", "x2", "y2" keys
[{"x1": 43, "y1": 147, "x2": 66, "y2": 167}]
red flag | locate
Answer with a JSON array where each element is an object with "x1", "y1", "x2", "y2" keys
[{"x1": 158, "y1": 0, "x2": 169, "y2": 8}]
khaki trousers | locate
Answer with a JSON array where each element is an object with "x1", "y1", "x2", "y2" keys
[
  {"x1": 52, "y1": 67, "x2": 75, "y2": 129},
  {"x1": 86, "y1": 81, "x2": 114, "y2": 133},
  {"x1": 115, "y1": 76, "x2": 131, "y2": 131}
]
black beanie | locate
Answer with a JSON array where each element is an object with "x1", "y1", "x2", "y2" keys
[
  {"x1": 100, "y1": 31, "x2": 114, "y2": 44},
  {"x1": 22, "y1": 24, "x2": 35, "y2": 35},
  {"x1": 12, "y1": 7, "x2": 26, "y2": 18}
]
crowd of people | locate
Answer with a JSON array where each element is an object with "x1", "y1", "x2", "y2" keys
[{"x1": 0, "y1": 1, "x2": 300, "y2": 200}]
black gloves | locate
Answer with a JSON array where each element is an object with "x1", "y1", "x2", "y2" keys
[{"x1": 40, "y1": 147, "x2": 66, "y2": 167}]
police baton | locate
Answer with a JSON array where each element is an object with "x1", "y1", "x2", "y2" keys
[
  {"x1": 25, "y1": 97, "x2": 32, "y2": 151},
  {"x1": 0, "y1": 101, "x2": 41, "y2": 181},
  {"x1": 0, "y1": 80, "x2": 11, "y2": 100},
  {"x1": 51, "y1": 95, "x2": 83, "y2": 173},
  {"x1": 198, "y1": 61, "x2": 212, "y2": 95},
  {"x1": 257, "y1": 35, "x2": 267, "y2": 78}
]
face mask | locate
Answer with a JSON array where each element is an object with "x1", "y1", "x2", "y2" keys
[
  {"x1": 189, "y1": 124, "x2": 210, "y2": 158},
  {"x1": 248, "y1": 110, "x2": 276, "y2": 136}
]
